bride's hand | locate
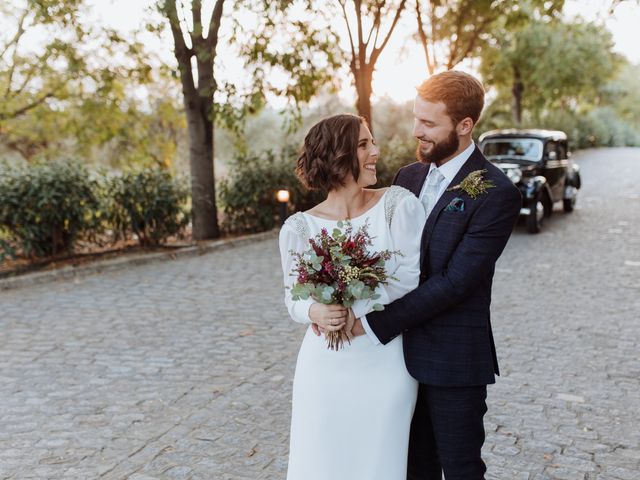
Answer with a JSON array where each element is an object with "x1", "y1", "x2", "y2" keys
[{"x1": 309, "y1": 303, "x2": 348, "y2": 336}]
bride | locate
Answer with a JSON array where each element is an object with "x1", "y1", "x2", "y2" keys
[{"x1": 278, "y1": 113, "x2": 426, "y2": 480}]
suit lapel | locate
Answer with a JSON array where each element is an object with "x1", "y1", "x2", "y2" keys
[
  {"x1": 404, "y1": 162, "x2": 430, "y2": 197},
  {"x1": 419, "y1": 146, "x2": 486, "y2": 264}
]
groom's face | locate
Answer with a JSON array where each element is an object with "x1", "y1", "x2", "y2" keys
[{"x1": 412, "y1": 96, "x2": 459, "y2": 166}]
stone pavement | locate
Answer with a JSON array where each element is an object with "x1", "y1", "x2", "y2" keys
[{"x1": 1, "y1": 148, "x2": 639, "y2": 480}]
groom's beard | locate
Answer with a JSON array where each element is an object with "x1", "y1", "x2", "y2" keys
[{"x1": 416, "y1": 128, "x2": 460, "y2": 165}]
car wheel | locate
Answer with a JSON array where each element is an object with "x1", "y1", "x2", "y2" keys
[
  {"x1": 526, "y1": 199, "x2": 544, "y2": 233},
  {"x1": 563, "y1": 195, "x2": 576, "y2": 213},
  {"x1": 543, "y1": 191, "x2": 553, "y2": 218},
  {"x1": 574, "y1": 171, "x2": 582, "y2": 190}
]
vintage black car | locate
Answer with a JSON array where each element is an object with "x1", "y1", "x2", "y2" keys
[{"x1": 479, "y1": 129, "x2": 581, "y2": 233}]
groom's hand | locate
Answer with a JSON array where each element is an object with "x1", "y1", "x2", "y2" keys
[{"x1": 350, "y1": 318, "x2": 366, "y2": 337}]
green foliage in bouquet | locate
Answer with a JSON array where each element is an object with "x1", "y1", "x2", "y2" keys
[
  {"x1": 289, "y1": 220, "x2": 398, "y2": 349},
  {"x1": 289, "y1": 220, "x2": 393, "y2": 310}
]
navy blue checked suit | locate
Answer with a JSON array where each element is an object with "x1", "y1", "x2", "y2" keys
[{"x1": 365, "y1": 146, "x2": 521, "y2": 480}]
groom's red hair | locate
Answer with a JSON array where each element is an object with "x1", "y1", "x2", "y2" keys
[{"x1": 417, "y1": 71, "x2": 485, "y2": 126}]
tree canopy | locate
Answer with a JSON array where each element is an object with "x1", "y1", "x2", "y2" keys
[
  {"x1": 0, "y1": 0, "x2": 184, "y2": 166},
  {"x1": 480, "y1": 17, "x2": 621, "y2": 125}
]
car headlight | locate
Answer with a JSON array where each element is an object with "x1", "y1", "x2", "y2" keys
[{"x1": 506, "y1": 168, "x2": 522, "y2": 184}]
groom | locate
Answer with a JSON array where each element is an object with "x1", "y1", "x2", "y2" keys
[{"x1": 352, "y1": 71, "x2": 521, "y2": 479}]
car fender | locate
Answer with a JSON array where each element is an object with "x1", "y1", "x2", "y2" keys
[
  {"x1": 522, "y1": 175, "x2": 550, "y2": 201},
  {"x1": 566, "y1": 164, "x2": 581, "y2": 189}
]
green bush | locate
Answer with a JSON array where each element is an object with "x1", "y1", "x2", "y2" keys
[
  {"x1": 476, "y1": 99, "x2": 640, "y2": 150},
  {"x1": 0, "y1": 236, "x2": 17, "y2": 263},
  {"x1": 218, "y1": 147, "x2": 324, "y2": 234},
  {"x1": 218, "y1": 141, "x2": 417, "y2": 235},
  {"x1": 0, "y1": 161, "x2": 101, "y2": 258},
  {"x1": 376, "y1": 136, "x2": 417, "y2": 187},
  {"x1": 104, "y1": 169, "x2": 190, "y2": 246}
]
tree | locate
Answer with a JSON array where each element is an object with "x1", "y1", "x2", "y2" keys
[
  {"x1": 0, "y1": 1, "x2": 85, "y2": 131},
  {"x1": 609, "y1": 0, "x2": 640, "y2": 12},
  {"x1": 337, "y1": 0, "x2": 407, "y2": 132},
  {"x1": 414, "y1": 0, "x2": 564, "y2": 75},
  {"x1": 0, "y1": 0, "x2": 182, "y2": 166},
  {"x1": 0, "y1": 0, "x2": 86, "y2": 158},
  {"x1": 157, "y1": 0, "x2": 341, "y2": 240},
  {"x1": 480, "y1": 19, "x2": 621, "y2": 126},
  {"x1": 598, "y1": 62, "x2": 640, "y2": 132},
  {"x1": 158, "y1": 0, "x2": 225, "y2": 240}
]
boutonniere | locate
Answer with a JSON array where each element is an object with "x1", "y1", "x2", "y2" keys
[{"x1": 447, "y1": 169, "x2": 495, "y2": 199}]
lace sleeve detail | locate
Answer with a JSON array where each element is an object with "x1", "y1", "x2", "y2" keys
[
  {"x1": 280, "y1": 212, "x2": 314, "y2": 324},
  {"x1": 284, "y1": 212, "x2": 310, "y2": 239},
  {"x1": 384, "y1": 185, "x2": 415, "y2": 226}
]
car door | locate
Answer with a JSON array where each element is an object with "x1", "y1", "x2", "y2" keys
[{"x1": 557, "y1": 140, "x2": 569, "y2": 195}]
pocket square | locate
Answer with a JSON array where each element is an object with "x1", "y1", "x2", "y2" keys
[{"x1": 445, "y1": 197, "x2": 465, "y2": 212}]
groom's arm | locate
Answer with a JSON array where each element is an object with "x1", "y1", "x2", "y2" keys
[{"x1": 365, "y1": 183, "x2": 521, "y2": 345}]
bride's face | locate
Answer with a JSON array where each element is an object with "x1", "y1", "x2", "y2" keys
[{"x1": 355, "y1": 123, "x2": 379, "y2": 187}]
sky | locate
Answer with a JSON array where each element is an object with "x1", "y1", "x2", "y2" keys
[
  {"x1": 82, "y1": 0, "x2": 640, "y2": 104},
  {"x1": 11, "y1": 0, "x2": 640, "y2": 105}
]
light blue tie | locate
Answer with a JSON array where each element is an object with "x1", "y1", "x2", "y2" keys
[{"x1": 421, "y1": 168, "x2": 445, "y2": 217}]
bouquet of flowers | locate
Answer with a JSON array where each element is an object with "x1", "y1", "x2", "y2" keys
[{"x1": 289, "y1": 220, "x2": 398, "y2": 350}]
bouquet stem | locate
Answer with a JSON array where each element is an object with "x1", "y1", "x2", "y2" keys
[{"x1": 326, "y1": 329, "x2": 351, "y2": 351}]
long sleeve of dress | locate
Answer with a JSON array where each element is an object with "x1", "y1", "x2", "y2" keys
[
  {"x1": 351, "y1": 194, "x2": 425, "y2": 320},
  {"x1": 279, "y1": 222, "x2": 315, "y2": 324}
]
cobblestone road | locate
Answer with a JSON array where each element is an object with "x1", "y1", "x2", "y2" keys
[{"x1": 1, "y1": 148, "x2": 639, "y2": 480}]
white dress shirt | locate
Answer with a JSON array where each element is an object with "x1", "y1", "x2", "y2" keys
[{"x1": 360, "y1": 141, "x2": 476, "y2": 344}]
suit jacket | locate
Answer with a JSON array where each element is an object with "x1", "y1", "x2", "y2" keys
[{"x1": 366, "y1": 145, "x2": 522, "y2": 386}]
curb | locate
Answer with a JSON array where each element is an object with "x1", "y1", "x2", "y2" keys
[{"x1": 0, "y1": 229, "x2": 278, "y2": 292}]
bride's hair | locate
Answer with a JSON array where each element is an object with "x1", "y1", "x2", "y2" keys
[{"x1": 296, "y1": 114, "x2": 366, "y2": 192}]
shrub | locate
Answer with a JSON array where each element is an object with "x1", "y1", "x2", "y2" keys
[
  {"x1": 0, "y1": 161, "x2": 101, "y2": 258},
  {"x1": 476, "y1": 99, "x2": 640, "y2": 150},
  {"x1": 218, "y1": 147, "x2": 324, "y2": 234},
  {"x1": 104, "y1": 169, "x2": 190, "y2": 246},
  {"x1": 376, "y1": 136, "x2": 417, "y2": 187},
  {"x1": 218, "y1": 140, "x2": 417, "y2": 235},
  {"x1": 0, "y1": 236, "x2": 17, "y2": 263}
]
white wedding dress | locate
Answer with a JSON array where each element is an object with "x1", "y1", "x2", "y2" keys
[{"x1": 278, "y1": 186, "x2": 426, "y2": 480}]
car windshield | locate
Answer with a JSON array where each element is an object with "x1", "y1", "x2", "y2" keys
[{"x1": 482, "y1": 139, "x2": 543, "y2": 163}]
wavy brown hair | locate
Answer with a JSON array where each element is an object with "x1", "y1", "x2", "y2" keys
[{"x1": 296, "y1": 114, "x2": 365, "y2": 192}]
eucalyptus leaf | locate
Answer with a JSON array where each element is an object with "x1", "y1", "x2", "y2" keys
[
  {"x1": 290, "y1": 283, "x2": 312, "y2": 300},
  {"x1": 339, "y1": 255, "x2": 352, "y2": 266},
  {"x1": 347, "y1": 280, "x2": 365, "y2": 298}
]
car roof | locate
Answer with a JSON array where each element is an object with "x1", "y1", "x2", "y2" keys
[{"x1": 478, "y1": 129, "x2": 567, "y2": 142}]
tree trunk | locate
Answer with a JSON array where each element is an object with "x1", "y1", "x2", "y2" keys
[
  {"x1": 355, "y1": 65, "x2": 374, "y2": 134},
  {"x1": 341, "y1": 0, "x2": 407, "y2": 137},
  {"x1": 163, "y1": 0, "x2": 223, "y2": 241},
  {"x1": 184, "y1": 93, "x2": 219, "y2": 240},
  {"x1": 512, "y1": 66, "x2": 524, "y2": 127}
]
